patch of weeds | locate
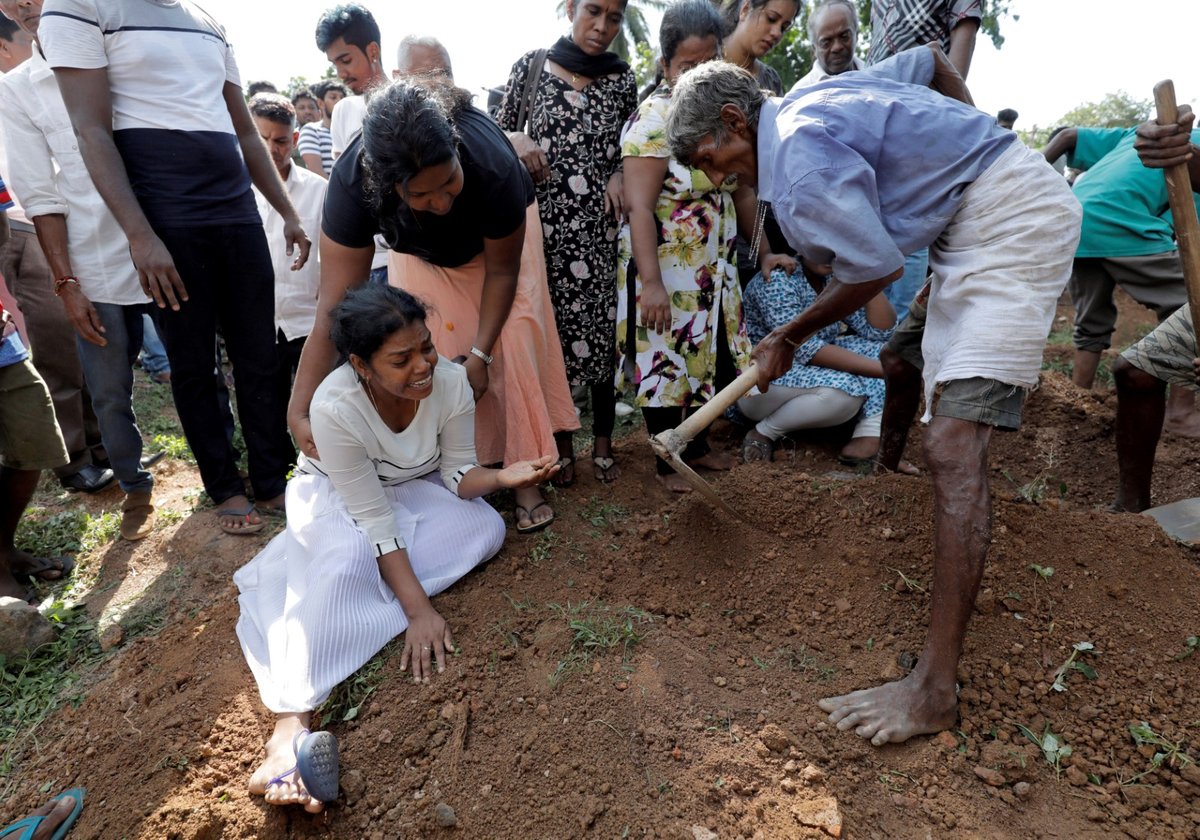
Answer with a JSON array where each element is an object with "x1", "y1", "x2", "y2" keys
[
  {"x1": 704, "y1": 713, "x2": 738, "y2": 743},
  {"x1": 1029, "y1": 564, "x2": 1054, "y2": 581},
  {"x1": 884, "y1": 566, "x2": 927, "y2": 595},
  {"x1": 123, "y1": 605, "x2": 168, "y2": 640},
  {"x1": 776, "y1": 644, "x2": 838, "y2": 682},
  {"x1": 1046, "y1": 325, "x2": 1074, "y2": 347},
  {"x1": 1004, "y1": 471, "x2": 1067, "y2": 505},
  {"x1": 527, "y1": 530, "x2": 558, "y2": 566},
  {"x1": 156, "y1": 507, "x2": 186, "y2": 528},
  {"x1": 151, "y1": 433, "x2": 194, "y2": 463},
  {"x1": 154, "y1": 753, "x2": 189, "y2": 772},
  {"x1": 546, "y1": 602, "x2": 656, "y2": 689},
  {"x1": 1129, "y1": 721, "x2": 1194, "y2": 770},
  {"x1": 1041, "y1": 358, "x2": 1072, "y2": 376},
  {"x1": 877, "y1": 767, "x2": 918, "y2": 793},
  {"x1": 579, "y1": 498, "x2": 628, "y2": 530},
  {"x1": 1051, "y1": 641, "x2": 1098, "y2": 693},
  {"x1": 319, "y1": 639, "x2": 401, "y2": 722},
  {"x1": 0, "y1": 604, "x2": 106, "y2": 778},
  {"x1": 15, "y1": 509, "x2": 120, "y2": 558},
  {"x1": 501, "y1": 592, "x2": 535, "y2": 612},
  {"x1": 1016, "y1": 722, "x2": 1072, "y2": 778},
  {"x1": 1174, "y1": 635, "x2": 1199, "y2": 661}
]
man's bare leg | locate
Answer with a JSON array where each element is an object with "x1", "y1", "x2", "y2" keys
[
  {"x1": 1162, "y1": 386, "x2": 1200, "y2": 438},
  {"x1": 1072, "y1": 348, "x2": 1101, "y2": 389},
  {"x1": 0, "y1": 467, "x2": 42, "y2": 600},
  {"x1": 876, "y1": 347, "x2": 922, "y2": 471},
  {"x1": 1112, "y1": 357, "x2": 1166, "y2": 513},
  {"x1": 819, "y1": 416, "x2": 991, "y2": 744}
]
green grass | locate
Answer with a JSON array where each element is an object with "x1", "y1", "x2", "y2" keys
[
  {"x1": 546, "y1": 602, "x2": 657, "y2": 688},
  {"x1": 14, "y1": 509, "x2": 120, "y2": 559},
  {"x1": 318, "y1": 639, "x2": 402, "y2": 723},
  {"x1": 0, "y1": 605, "x2": 107, "y2": 785}
]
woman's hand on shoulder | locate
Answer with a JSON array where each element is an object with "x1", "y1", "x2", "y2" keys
[
  {"x1": 508, "y1": 131, "x2": 550, "y2": 183},
  {"x1": 496, "y1": 454, "x2": 559, "y2": 489},
  {"x1": 400, "y1": 607, "x2": 454, "y2": 683}
]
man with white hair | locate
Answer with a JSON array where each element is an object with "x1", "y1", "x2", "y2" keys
[
  {"x1": 394, "y1": 34, "x2": 453, "y2": 79},
  {"x1": 665, "y1": 47, "x2": 1080, "y2": 746}
]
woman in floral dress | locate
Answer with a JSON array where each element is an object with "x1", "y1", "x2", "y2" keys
[
  {"x1": 498, "y1": 0, "x2": 638, "y2": 485},
  {"x1": 616, "y1": 0, "x2": 753, "y2": 492}
]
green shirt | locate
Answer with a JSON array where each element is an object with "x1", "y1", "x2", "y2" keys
[{"x1": 1069, "y1": 126, "x2": 1200, "y2": 258}]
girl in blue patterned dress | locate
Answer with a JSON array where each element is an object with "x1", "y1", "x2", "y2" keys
[{"x1": 738, "y1": 266, "x2": 895, "y2": 464}]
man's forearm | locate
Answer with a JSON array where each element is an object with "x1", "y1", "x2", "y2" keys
[
  {"x1": 32, "y1": 214, "x2": 74, "y2": 280},
  {"x1": 73, "y1": 124, "x2": 157, "y2": 244},
  {"x1": 947, "y1": 18, "x2": 980, "y2": 80},
  {"x1": 781, "y1": 276, "x2": 895, "y2": 345}
]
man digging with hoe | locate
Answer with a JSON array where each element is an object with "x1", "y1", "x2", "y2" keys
[{"x1": 664, "y1": 46, "x2": 1080, "y2": 744}]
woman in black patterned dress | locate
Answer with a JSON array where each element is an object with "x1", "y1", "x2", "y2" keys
[{"x1": 497, "y1": 0, "x2": 638, "y2": 485}]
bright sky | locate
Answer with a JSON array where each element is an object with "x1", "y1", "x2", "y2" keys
[{"x1": 204, "y1": 0, "x2": 1197, "y2": 132}]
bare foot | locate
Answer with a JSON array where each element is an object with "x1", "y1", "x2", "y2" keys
[
  {"x1": 818, "y1": 672, "x2": 957, "y2": 746},
  {"x1": 1163, "y1": 414, "x2": 1200, "y2": 439},
  {"x1": 655, "y1": 473, "x2": 693, "y2": 493},
  {"x1": 839, "y1": 435, "x2": 879, "y2": 461},
  {"x1": 249, "y1": 722, "x2": 324, "y2": 813},
  {"x1": 688, "y1": 450, "x2": 737, "y2": 471}
]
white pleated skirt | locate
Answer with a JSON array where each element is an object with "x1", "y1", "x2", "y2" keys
[{"x1": 234, "y1": 472, "x2": 505, "y2": 713}]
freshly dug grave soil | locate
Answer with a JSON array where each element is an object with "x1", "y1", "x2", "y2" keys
[{"x1": 4, "y1": 291, "x2": 1200, "y2": 839}]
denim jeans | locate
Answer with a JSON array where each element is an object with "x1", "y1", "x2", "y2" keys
[
  {"x1": 885, "y1": 248, "x2": 929, "y2": 324},
  {"x1": 139, "y1": 313, "x2": 171, "y2": 375},
  {"x1": 152, "y1": 224, "x2": 294, "y2": 504},
  {"x1": 76, "y1": 302, "x2": 153, "y2": 494}
]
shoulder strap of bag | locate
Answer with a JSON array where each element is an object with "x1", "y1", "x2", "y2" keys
[{"x1": 515, "y1": 48, "x2": 548, "y2": 134}]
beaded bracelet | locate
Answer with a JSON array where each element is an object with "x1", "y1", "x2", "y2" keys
[{"x1": 53, "y1": 276, "x2": 80, "y2": 296}]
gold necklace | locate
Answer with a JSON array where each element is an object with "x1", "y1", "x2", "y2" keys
[{"x1": 748, "y1": 200, "x2": 767, "y2": 262}]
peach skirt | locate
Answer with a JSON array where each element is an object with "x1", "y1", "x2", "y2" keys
[{"x1": 388, "y1": 202, "x2": 579, "y2": 466}]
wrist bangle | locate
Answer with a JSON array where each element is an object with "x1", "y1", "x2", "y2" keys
[
  {"x1": 53, "y1": 276, "x2": 80, "y2": 296},
  {"x1": 469, "y1": 346, "x2": 494, "y2": 366}
]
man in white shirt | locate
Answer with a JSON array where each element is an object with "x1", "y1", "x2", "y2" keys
[
  {"x1": 248, "y1": 93, "x2": 326, "y2": 417},
  {"x1": 0, "y1": 0, "x2": 159, "y2": 537},
  {"x1": 0, "y1": 9, "x2": 114, "y2": 496},
  {"x1": 41, "y1": 0, "x2": 311, "y2": 536}
]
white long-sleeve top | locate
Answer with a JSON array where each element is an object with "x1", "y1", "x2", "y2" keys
[
  {"x1": 0, "y1": 48, "x2": 147, "y2": 304},
  {"x1": 252, "y1": 163, "x2": 325, "y2": 340},
  {"x1": 297, "y1": 359, "x2": 481, "y2": 557}
]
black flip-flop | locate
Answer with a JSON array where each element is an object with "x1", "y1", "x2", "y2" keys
[{"x1": 11, "y1": 555, "x2": 74, "y2": 586}]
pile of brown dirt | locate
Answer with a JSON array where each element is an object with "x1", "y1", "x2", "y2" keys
[{"x1": 4, "y1": 295, "x2": 1200, "y2": 839}]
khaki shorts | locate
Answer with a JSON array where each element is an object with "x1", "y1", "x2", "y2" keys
[
  {"x1": 1120, "y1": 305, "x2": 1198, "y2": 391},
  {"x1": 0, "y1": 356, "x2": 69, "y2": 470},
  {"x1": 886, "y1": 300, "x2": 1027, "y2": 431}
]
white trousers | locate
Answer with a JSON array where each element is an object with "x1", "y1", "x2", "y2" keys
[
  {"x1": 234, "y1": 473, "x2": 505, "y2": 713},
  {"x1": 738, "y1": 386, "x2": 880, "y2": 441}
]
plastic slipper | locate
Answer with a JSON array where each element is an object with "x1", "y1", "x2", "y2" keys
[
  {"x1": 295, "y1": 730, "x2": 340, "y2": 803},
  {"x1": 0, "y1": 787, "x2": 85, "y2": 840},
  {"x1": 591, "y1": 455, "x2": 619, "y2": 483},
  {"x1": 514, "y1": 501, "x2": 555, "y2": 534},
  {"x1": 215, "y1": 504, "x2": 266, "y2": 536},
  {"x1": 11, "y1": 555, "x2": 74, "y2": 586}
]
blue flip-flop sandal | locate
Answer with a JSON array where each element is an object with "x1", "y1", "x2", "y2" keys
[
  {"x1": 0, "y1": 787, "x2": 85, "y2": 840},
  {"x1": 295, "y1": 730, "x2": 339, "y2": 803}
]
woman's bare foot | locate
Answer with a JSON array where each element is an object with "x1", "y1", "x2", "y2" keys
[
  {"x1": 818, "y1": 671, "x2": 957, "y2": 746},
  {"x1": 839, "y1": 435, "x2": 879, "y2": 462},
  {"x1": 256, "y1": 493, "x2": 286, "y2": 512},
  {"x1": 656, "y1": 473, "x2": 693, "y2": 493},
  {"x1": 688, "y1": 450, "x2": 737, "y2": 471},
  {"x1": 248, "y1": 714, "x2": 324, "y2": 813},
  {"x1": 14, "y1": 792, "x2": 80, "y2": 838},
  {"x1": 514, "y1": 486, "x2": 554, "y2": 530}
]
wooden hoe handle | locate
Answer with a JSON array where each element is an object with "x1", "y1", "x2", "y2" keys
[
  {"x1": 674, "y1": 365, "x2": 761, "y2": 444},
  {"x1": 1153, "y1": 80, "x2": 1200, "y2": 335}
]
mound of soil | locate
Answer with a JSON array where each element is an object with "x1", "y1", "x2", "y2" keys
[{"x1": 5, "y1": 293, "x2": 1200, "y2": 839}]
